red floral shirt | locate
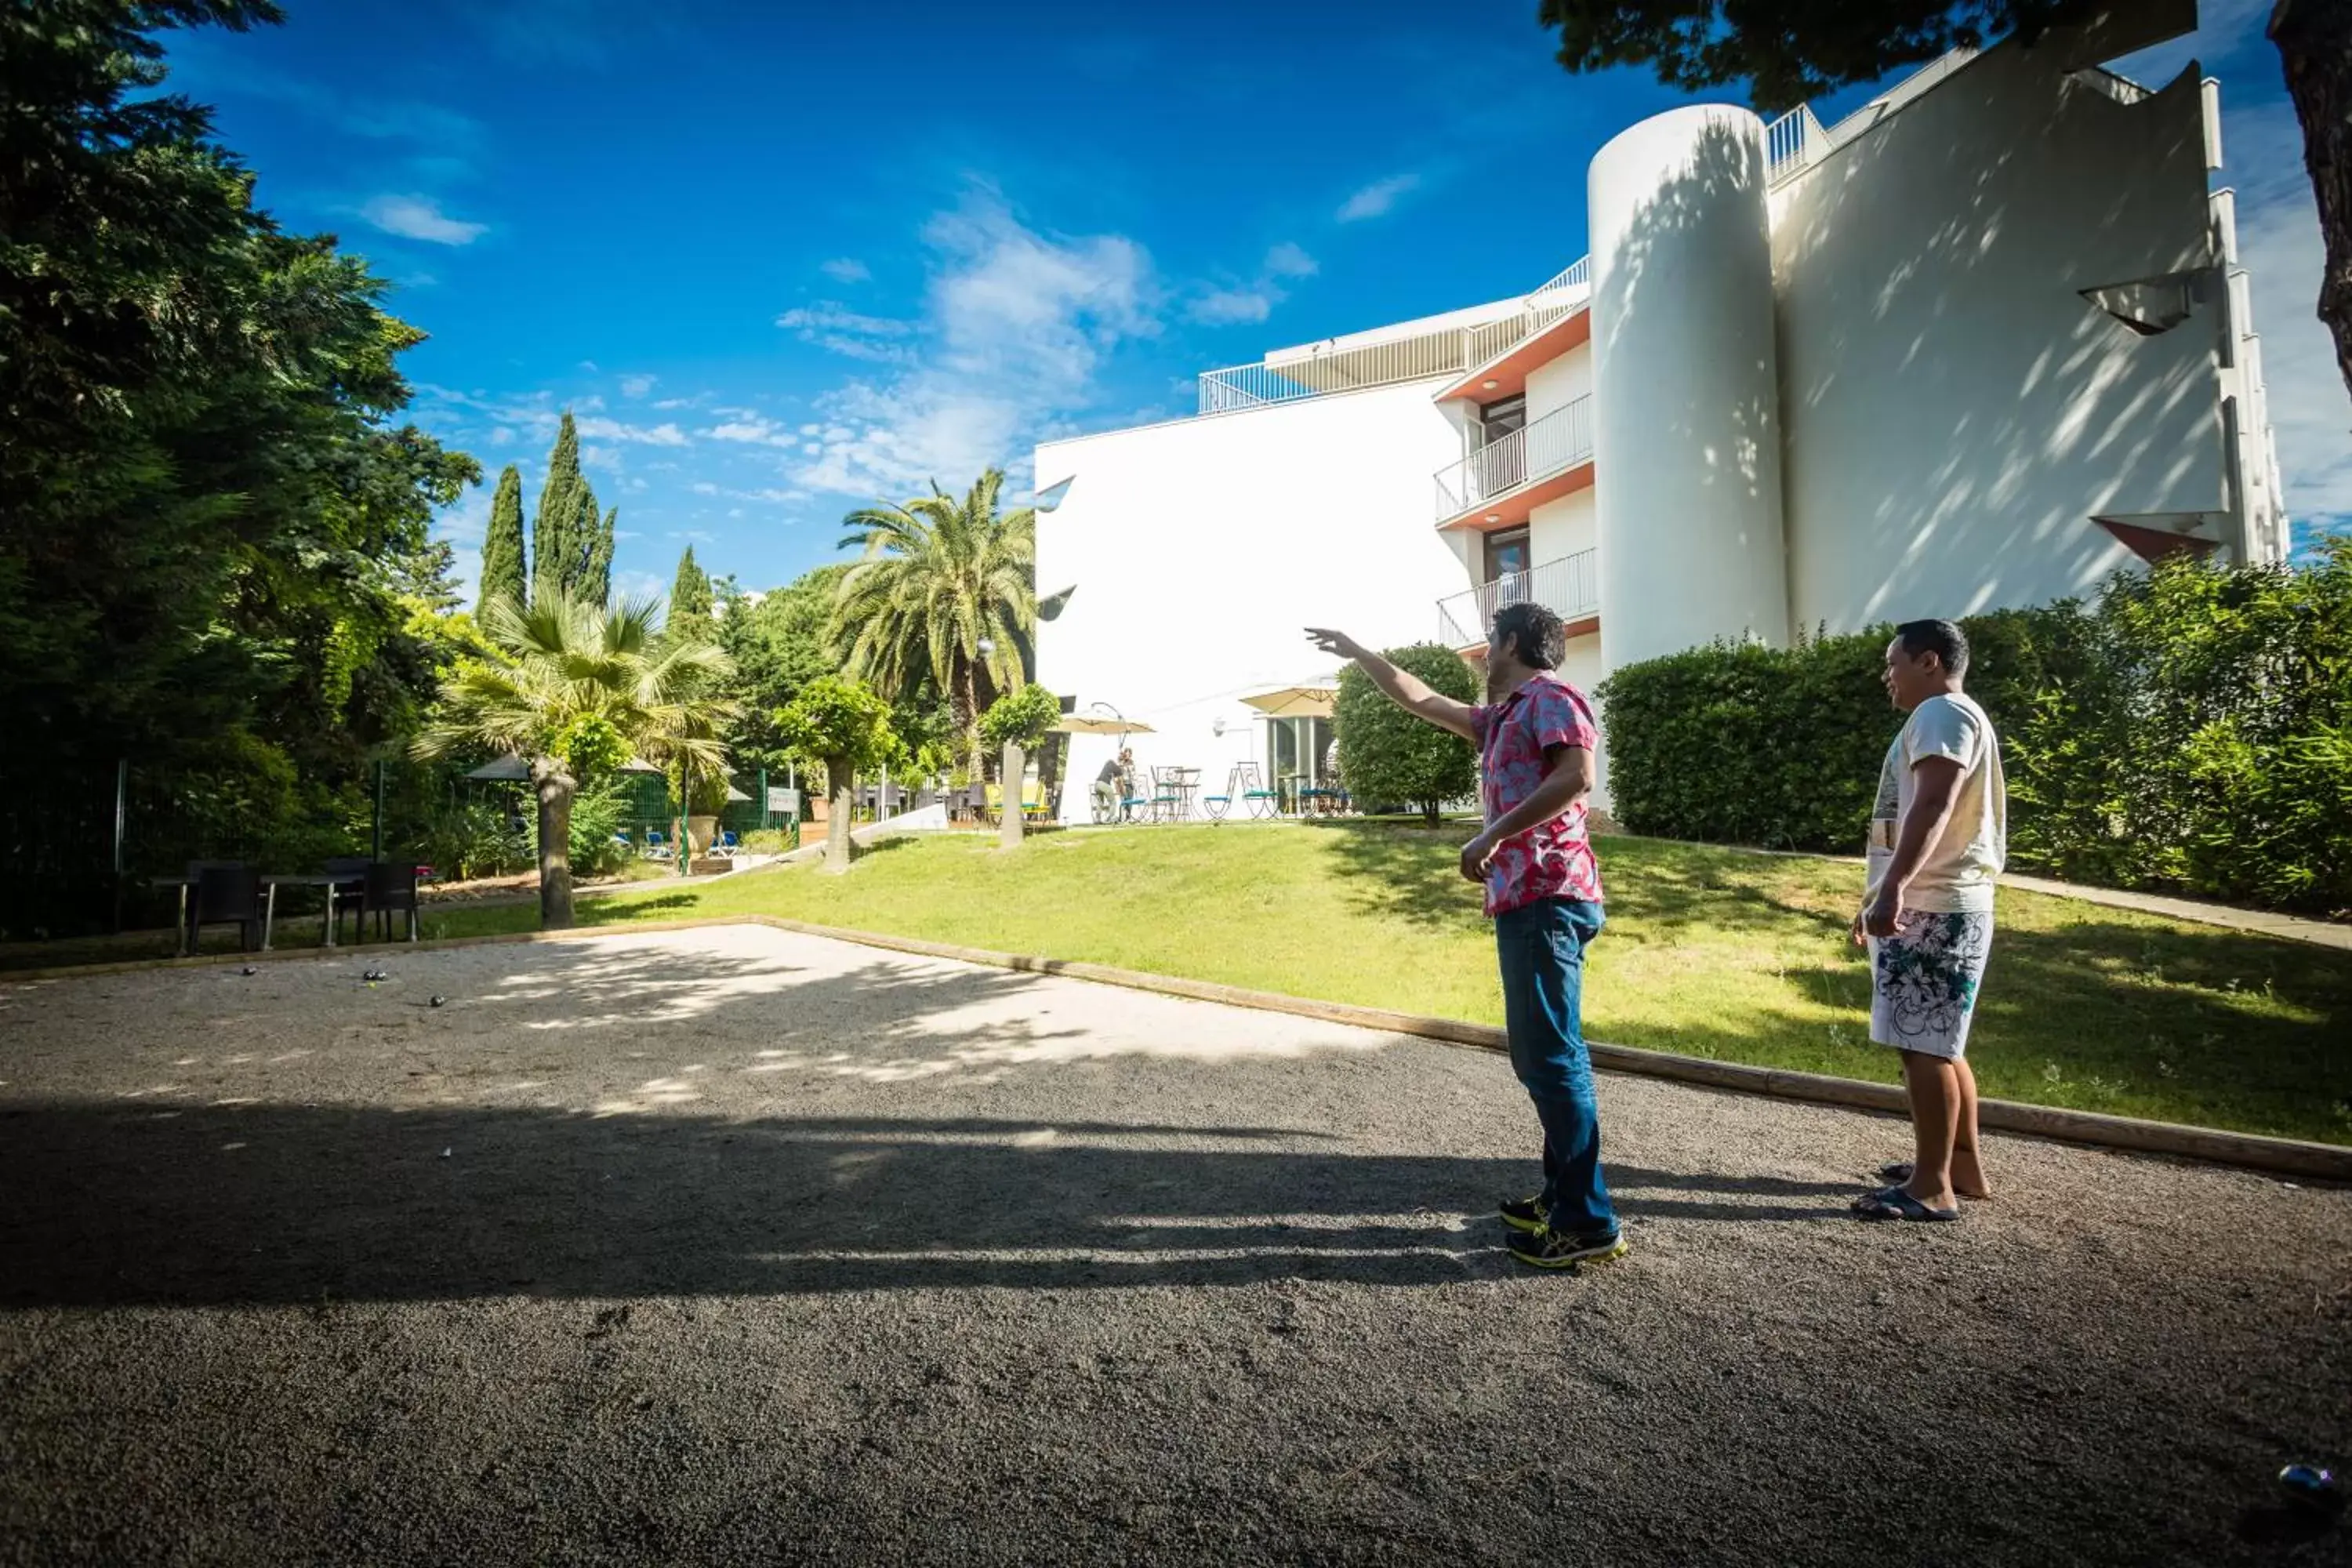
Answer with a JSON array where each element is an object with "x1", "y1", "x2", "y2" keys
[{"x1": 1470, "y1": 673, "x2": 1605, "y2": 916}]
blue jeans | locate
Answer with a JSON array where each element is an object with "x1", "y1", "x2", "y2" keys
[{"x1": 1494, "y1": 897, "x2": 1617, "y2": 1237}]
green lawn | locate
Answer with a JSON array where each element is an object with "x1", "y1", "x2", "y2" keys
[
  {"x1": 13, "y1": 822, "x2": 2347, "y2": 1144},
  {"x1": 388, "y1": 821, "x2": 2352, "y2": 1146}
]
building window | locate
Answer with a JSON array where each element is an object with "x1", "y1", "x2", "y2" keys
[
  {"x1": 1484, "y1": 527, "x2": 1530, "y2": 584},
  {"x1": 1477, "y1": 394, "x2": 1526, "y2": 445}
]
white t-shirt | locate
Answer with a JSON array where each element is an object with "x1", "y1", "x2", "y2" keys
[{"x1": 1864, "y1": 692, "x2": 2007, "y2": 913}]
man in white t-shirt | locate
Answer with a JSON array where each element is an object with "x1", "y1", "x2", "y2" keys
[{"x1": 1851, "y1": 619, "x2": 2007, "y2": 1223}]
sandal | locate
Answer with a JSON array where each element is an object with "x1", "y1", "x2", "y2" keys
[
  {"x1": 1879, "y1": 1160, "x2": 1914, "y2": 1184},
  {"x1": 1852, "y1": 1185, "x2": 1960, "y2": 1222}
]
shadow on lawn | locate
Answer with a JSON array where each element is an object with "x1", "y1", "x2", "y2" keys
[{"x1": 1308, "y1": 821, "x2": 1849, "y2": 940}]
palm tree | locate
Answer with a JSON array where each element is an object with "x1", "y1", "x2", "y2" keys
[
  {"x1": 414, "y1": 590, "x2": 734, "y2": 928},
  {"x1": 829, "y1": 468, "x2": 1035, "y2": 779}
]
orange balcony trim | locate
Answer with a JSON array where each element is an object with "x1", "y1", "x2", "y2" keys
[
  {"x1": 1436, "y1": 459, "x2": 1595, "y2": 533},
  {"x1": 1435, "y1": 308, "x2": 1592, "y2": 405}
]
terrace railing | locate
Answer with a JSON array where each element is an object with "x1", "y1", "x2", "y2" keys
[
  {"x1": 1433, "y1": 396, "x2": 1592, "y2": 523},
  {"x1": 1437, "y1": 549, "x2": 1599, "y2": 647}
]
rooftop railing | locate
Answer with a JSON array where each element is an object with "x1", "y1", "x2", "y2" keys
[{"x1": 1196, "y1": 256, "x2": 1592, "y2": 415}]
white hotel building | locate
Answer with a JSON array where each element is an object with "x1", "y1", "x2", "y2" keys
[{"x1": 1032, "y1": 7, "x2": 2286, "y2": 820}]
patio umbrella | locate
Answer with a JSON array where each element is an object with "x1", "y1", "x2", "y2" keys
[
  {"x1": 1050, "y1": 716, "x2": 1156, "y2": 735},
  {"x1": 1240, "y1": 686, "x2": 1337, "y2": 719}
]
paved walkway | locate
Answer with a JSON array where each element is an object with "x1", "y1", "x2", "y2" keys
[
  {"x1": 1998, "y1": 871, "x2": 2351, "y2": 949},
  {"x1": 1646, "y1": 836, "x2": 2350, "y2": 950},
  {"x1": 2, "y1": 924, "x2": 2344, "y2": 1564}
]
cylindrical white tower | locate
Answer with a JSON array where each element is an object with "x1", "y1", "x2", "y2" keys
[{"x1": 1588, "y1": 105, "x2": 1790, "y2": 669}]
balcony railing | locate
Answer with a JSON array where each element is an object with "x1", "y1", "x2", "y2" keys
[
  {"x1": 1437, "y1": 549, "x2": 1599, "y2": 647},
  {"x1": 1196, "y1": 256, "x2": 1591, "y2": 415},
  {"x1": 1434, "y1": 395, "x2": 1592, "y2": 523}
]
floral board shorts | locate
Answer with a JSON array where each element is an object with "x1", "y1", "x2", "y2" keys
[{"x1": 1868, "y1": 910, "x2": 1994, "y2": 1060}]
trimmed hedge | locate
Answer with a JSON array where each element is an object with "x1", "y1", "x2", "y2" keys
[{"x1": 1596, "y1": 543, "x2": 2352, "y2": 918}]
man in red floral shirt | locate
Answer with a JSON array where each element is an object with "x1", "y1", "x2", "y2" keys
[{"x1": 1308, "y1": 603, "x2": 1624, "y2": 1267}]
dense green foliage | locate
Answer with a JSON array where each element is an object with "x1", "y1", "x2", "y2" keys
[
  {"x1": 978, "y1": 683, "x2": 1062, "y2": 753},
  {"x1": 669, "y1": 546, "x2": 713, "y2": 633},
  {"x1": 1598, "y1": 546, "x2": 2352, "y2": 916},
  {"x1": 0, "y1": 0, "x2": 483, "y2": 935},
  {"x1": 831, "y1": 468, "x2": 1036, "y2": 777},
  {"x1": 775, "y1": 675, "x2": 900, "y2": 789},
  {"x1": 716, "y1": 565, "x2": 851, "y2": 772},
  {"x1": 477, "y1": 466, "x2": 528, "y2": 617},
  {"x1": 1335, "y1": 644, "x2": 1481, "y2": 822}
]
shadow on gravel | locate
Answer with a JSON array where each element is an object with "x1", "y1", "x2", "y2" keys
[{"x1": 0, "y1": 1105, "x2": 1860, "y2": 1308}]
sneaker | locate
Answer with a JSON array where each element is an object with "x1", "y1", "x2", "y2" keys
[
  {"x1": 1507, "y1": 1225, "x2": 1629, "y2": 1269},
  {"x1": 1498, "y1": 1195, "x2": 1548, "y2": 1234}
]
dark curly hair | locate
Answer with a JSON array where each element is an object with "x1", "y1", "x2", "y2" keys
[{"x1": 1490, "y1": 601, "x2": 1566, "y2": 670}]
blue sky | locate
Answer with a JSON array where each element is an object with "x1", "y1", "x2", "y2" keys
[{"x1": 165, "y1": 0, "x2": 2347, "y2": 601}]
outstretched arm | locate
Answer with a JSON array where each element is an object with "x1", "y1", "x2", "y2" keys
[{"x1": 1305, "y1": 628, "x2": 1477, "y2": 740}]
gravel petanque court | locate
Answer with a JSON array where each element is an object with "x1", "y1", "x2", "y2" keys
[{"x1": 1, "y1": 924, "x2": 2345, "y2": 1566}]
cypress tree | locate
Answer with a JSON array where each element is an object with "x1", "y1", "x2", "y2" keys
[
  {"x1": 531, "y1": 412, "x2": 585, "y2": 601},
  {"x1": 670, "y1": 545, "x2": 713, "y2": 633},
  {"x1": 477, "y1": 464, "x2": 528, "y2": 617},
  {"x1": 583, "y1": 499, "x2": 615, "y2": 607}
]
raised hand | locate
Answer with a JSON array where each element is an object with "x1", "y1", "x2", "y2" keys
[{"x1": 1305, "y1": 626, "x2": 1366, "y2": 662}]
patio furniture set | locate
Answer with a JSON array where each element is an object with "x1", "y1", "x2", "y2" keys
[
  {"x1": 1091, "y1": 764, "x2": 1353, "y2": 825},
  {"x1": 152, "y1": 858, "x2": 423, "y2": 956}
]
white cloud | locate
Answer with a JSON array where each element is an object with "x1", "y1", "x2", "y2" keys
[
  {"x1": 361, "y1": 194, "x2": 488, "y2": 245},
  {"x1": 1189, "y1": 289, "x2": 1272, "y2": 325},
  {"x1": 612, "y1": 569, "x2": 667, "y2": 606},
  {"x1": 691, "y1": 481, "x2": 720, "y2": 495},
  {"x1": 777, "y1": 303, "x2": 920, "y2": 364},
  {"x1": 821, "y1": 257, "x2": 873, "y2": 283},
  {"x1": 703, "y1": 416, "x2": 797, "y2": 447},
  {"x1": 619, "y1": 373, "x2": 658, "y2": 397},
  {"x1": 786, "y1": 186, "x2": 1157, "y2": 499},
  {"x1": 580, "y1": 443, "x2": 621, "y2": 472},
  {"x1": 1186, "y1": 241, "x2": 1317, "y2": 326},
  {"x1": 575, "y1": 416, "x2": 688, "y2": 446},
  {"x1": 1337, "y1": 173, "x2": 1418, "y2": 222},
  {"x1": 488, "y1": 426, "x2": 516, "y2": 446},
  {"x1": 652, "y1": 397, "x2": 692, "y2": 409},
  {"x1": 1264, "y1": 241, "x2": 1318, "y2": 278}
]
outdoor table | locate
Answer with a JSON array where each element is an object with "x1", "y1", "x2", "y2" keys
[{"x1": 150, "y1": 872, "x2": 361, "y2": 955}]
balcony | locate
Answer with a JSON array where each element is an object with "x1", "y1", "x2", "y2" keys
[
  {"x1": 1433, "y1": 396, "x2": 1593, "y2": 530},
  {"x1": 1437, "y1": 550, "x2": 1599, "y2": 648}
]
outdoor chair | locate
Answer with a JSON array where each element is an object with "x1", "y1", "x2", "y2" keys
[
  {"x1": 322, "y1": 855, "x2": 372, "y2": 942},
  {"x1": 188, "y1": 865, "x2": 265, "y2": 953},
  {"x1": 1150, "y1": 766, "x2": 1185, "y2": 823},
  {"x1": 644, "y1": 830, "x2": 672, "y2": 860},
  {"x1": 1221, "y1": 763, "x2": 1277, "y2": 818},
  {"x1": 363, "y1": 860, "x2": 420, "y2": 943}
]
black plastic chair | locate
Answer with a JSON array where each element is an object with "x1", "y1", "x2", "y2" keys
[
  {"x1": 365, "y1": 861, "x2": 421, "y2": 943},
  {"x1": 189, "y1": 865, "x2": 264, "y2": 953},
  {"x1": 323, "y1": 856, "x2": 372, "y2": 942}
]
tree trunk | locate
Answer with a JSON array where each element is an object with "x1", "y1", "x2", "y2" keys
[
  {"x1": 1037, "y1": 731, "x2": 1066, "y2": 821},
  {"x1": 530, "y1": 760, "x2": 577, "y2": 929},
  {"x1": 2274, "y1": 0, "x2": 2352, "y2": 402},
  {"x1": 951, "y1": 658, "x2": 984, "y2": 784},
  {"x1": 1421, "y1": 797, "x2": 1440, "y2": 826},
  {"x1": 824, "y1": 757, "x2": 855, "y2": 875},
  {"x1": 1000, "y1": 741, "x2": 1025, "y2": 848}
]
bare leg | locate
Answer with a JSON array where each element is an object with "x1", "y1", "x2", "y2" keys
[
  {"x1": 1899, "y1": 1051, "x2": 1961, "y2": 1210},
  {"x1": 1949, "y1": 1058, "x2": 1992, "y2": 1199}
]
